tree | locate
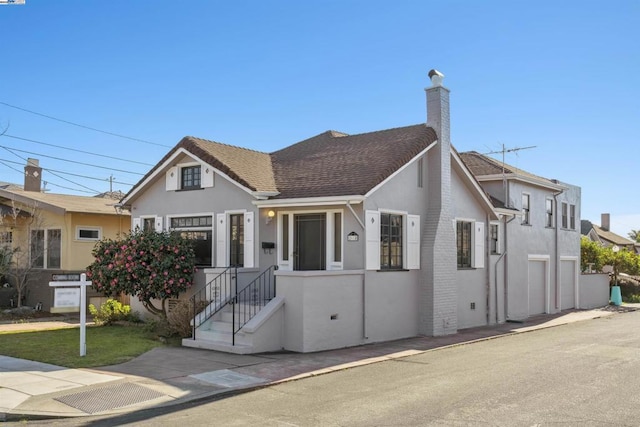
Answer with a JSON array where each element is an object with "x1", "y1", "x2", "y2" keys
[
  {"x1": 628, "y1": 229, "x2": 640, "y2": 243},
  {"x1": 580, "y1": 236, "x2": 607, "y2": 273},
  {"x1": 86, "y1": 229, "x2": 197, "y2": 317},
  {"x1": 601, "y1": 246, "x2": 640, "y2": 286},
  {"x1": 0, "y1": 201, "x2": 49, "y2": 307}
]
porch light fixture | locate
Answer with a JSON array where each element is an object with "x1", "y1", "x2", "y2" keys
[{"x1": 266, "y1": 210, "x2": 276, "y2": 224}]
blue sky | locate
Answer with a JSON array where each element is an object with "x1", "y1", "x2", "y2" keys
[{"x1": 0, "y1": 1, "x2": 638, "y2": 237}]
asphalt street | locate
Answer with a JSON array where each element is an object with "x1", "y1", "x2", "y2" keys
[{"x1": 17, "y1": 311, "x2": 640, "y2": 427}]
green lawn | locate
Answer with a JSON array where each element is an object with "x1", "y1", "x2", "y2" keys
[{"x1": 0, "y1": 324, "x2": 165, "y2": 368}]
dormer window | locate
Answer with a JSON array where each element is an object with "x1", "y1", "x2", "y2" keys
[
  {"x1": 181, "y1": 166, "x2": 201, "y2": 190},
  {"x1": 166, "y1": 163, "x2": 213, "y2": 192}
]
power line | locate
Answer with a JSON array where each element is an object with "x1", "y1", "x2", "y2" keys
[
  {"x1": 0, "y1": 144, "x2": 145, "y2": 176},
  {"x1": 2, "y1": 146, "x2": 101, "y2": 193},
  {"x1": 0, "y1": 100, "x2": 172, "y2": 148},
  {"x1": 2, "y1": 134, "x2": 156, "y2": 167},
  {"x1": 0, "y1": 158, "x2": 137, "y2": 189},
  {"x1": 0, "y1": 159, "x2": 22, "y2": 174},
  {"x1": 44, "y1": 181, "x2": 99, "y2": 195}
]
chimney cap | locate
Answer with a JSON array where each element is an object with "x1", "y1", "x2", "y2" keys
[
  {"x1": 428, "y1": 69, "x2": 445, "y2": 87},
  {"x1": 26, "y1": 158, "x2": 40, "y2": 167}
]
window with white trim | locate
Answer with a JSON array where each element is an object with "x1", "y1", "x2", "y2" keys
[
  {"x1": 457, "y1": 221, "x2": 472, "y2": 268},
  {"x1": 561, "y1": 202, "x2": 568, "y2": 229},
  {"x1": 522, "y1": 193, "x2": 530, "y2": 225},
  {"x1": 229, "y1": 213, "x2": 244, "y2": 267},
  {"x1": 570, "y1": 204, "x2": 576, "y2": 230},
  {"x1": 216, "y1": 211, "x2": 254, "y2": 268},
  {"x1": 490, "y1": 223, "x2": 500, "y2": 255},
  {"x1": 143, "y1": 217, "x2": 155, "y2": 232},
  {"x1": 165, "y1": 163, "x2": 214, "y2": 191},
  {"x1": 170, "y1": 215, "x2": 213, "y2": 266},
  {"x1": 365, "y1": 210, "x2": 420, "y2": 271},
  {"x1": 456, "y1": 220, "x2": 485, "y2": 269},
  {"x1": 181, "y1": 166, "x2": 201, "y2": 190},
  {"x1": 380, "y1": 213, "x2": 403, "y2": 270},
  {"x1": 545, "y1": 198, "x2": 554, "y2": 228},
  {"x1": 30, "y1": 229, "x2": 61, "y2": 269},
  {"x1": 76, "y1": 227, "x2": 101, "y2": 241}
]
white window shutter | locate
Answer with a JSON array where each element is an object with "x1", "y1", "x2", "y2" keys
[
  {"x1": 216, "y1": 213, "x2": 227, "y2": 267},
  {"x1": 472, "y1": 221, "x2": 485, "y2": 268},
  {"x1": 365, "y1": 210, "x2": 380, "y2": 270},
  {"x1": 154, "y1": 216, "x2": 164, "y2": 232},
  {"x1": 132, "y1": 217, "x2": 141, "y2": 231},
  {"x1": 201, "y1": 165, "x2": 214, "y2": 188},
  {"x1": 244, "y1": 212, "x2": 254, "y2": 268},
  {"x1": 407, "y1": 214, "x2": 420, "y2": 270},
  {"x1": 166, "y1": 166, "x2": 178, "y2": 191}
]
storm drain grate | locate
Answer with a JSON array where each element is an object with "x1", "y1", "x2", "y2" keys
[{"x1": 54, "y1": 383, "x2": 165, "y2": 414}]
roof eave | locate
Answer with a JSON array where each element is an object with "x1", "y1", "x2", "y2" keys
[
  {"x1": 253, "y1": 195, "x2": 365, "y2": 208},
  {"x1": 0, "y1": 189, "x2": 66, "y2": 216},
  {"x1": 476, "y1": 174, "x2": 567, "y2": 191},
  {"x1": 451, "y1": 150, "x2": 499, "y2": 220}
]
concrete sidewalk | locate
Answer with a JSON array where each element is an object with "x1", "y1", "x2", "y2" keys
[{"x1": 0, "y1": 305, "x2": 635, "y2": 421}]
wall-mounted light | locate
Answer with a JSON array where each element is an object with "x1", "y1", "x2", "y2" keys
[{"x1": 266, "y1": 210, "x2": 276, "y2": 224}]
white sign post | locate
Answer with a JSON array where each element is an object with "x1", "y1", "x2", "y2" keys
[{"x1": 49, "y1": 273, "x2": 91, "y2": 357}]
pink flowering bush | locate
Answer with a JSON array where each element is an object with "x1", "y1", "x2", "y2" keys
[{"x1": 86, "y1": 229, "x2": 197, "y2": 318}]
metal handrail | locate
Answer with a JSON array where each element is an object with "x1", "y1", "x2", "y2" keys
[
  {"x1": 191, "y1": 266, "x2": 237, "y2": 339},
  {"x1": 232, "y1": 265, "x2": 278, "y2": 345}
]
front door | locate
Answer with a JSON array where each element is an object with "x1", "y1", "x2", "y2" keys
[{"x1": 294, "y1": 214, "x2": 326, "y2": 271}]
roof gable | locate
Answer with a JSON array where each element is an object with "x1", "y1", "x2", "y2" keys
[{"x1": 124, "y1": 124, "x2": 438, "y2": 202}]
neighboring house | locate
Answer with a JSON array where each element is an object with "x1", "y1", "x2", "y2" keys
[
  {"x1": 459, "y1": 152, "x2": 582, "y2": 319},
  {"x1": 581, "y1": 213, "x2": 638, "y2": 254},
  {"x1": 0, "y1": 159, "x2": 131, "y2": 310},
  {"x1": 121, "y1": 70, "x2": 588, "y2": 354}
]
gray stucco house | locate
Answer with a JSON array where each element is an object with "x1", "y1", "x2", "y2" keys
[{"x1": 121, "y1": 70, "x2": 592, "y2": 354}]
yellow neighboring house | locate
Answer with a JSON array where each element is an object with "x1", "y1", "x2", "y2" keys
[{"x1": 0, "y1": 159, "x2": 130, "y2": 311}]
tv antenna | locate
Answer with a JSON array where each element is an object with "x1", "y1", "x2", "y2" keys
[
  {"x1": 107, "y1": 174, "x2": 116, "y2": 192},
  {"x1": 482, "y1": 144, "x2": 536, "y2": 208}
]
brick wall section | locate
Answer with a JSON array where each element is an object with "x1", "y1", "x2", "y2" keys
[{"x1": 419, "y1": 84, "x2": 457, "y2": 336}]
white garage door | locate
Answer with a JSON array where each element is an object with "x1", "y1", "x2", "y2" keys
[
  {"x1": 560, "y1": 259, "x2": 577, "y2": 310},
  {"x1": 528, "y1": 260, "x2": 546, "y2": 315}
]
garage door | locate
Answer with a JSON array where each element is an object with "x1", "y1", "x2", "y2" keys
[
  {"x1": 560, "y1": 259, "x2": 577, "y2": 310},
  {"x1": 528, "y1": 260, "x2": 546, "y2": 315}
]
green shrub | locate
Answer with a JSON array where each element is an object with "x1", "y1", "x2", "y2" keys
[
  {"x1": 624, "y1": 294, "x2": 640, "y2": 304},
  {"x1": 89, "y1": 299, "x2": 137, "y2": 326}
]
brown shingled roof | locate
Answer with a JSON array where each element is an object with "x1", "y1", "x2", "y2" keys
[
  {"x1": 184, "y1": 137, "x2": 277, "y2": 193},
  {"x1": 125, "y1": 124, "x2": 438, "y2": 202},
  {"x1": 271, "y1": 124, "x2": 437, "y2": 198},
  {"x1": 459, "y1": 151, "x2": 559, "y2": 187},
  {"x1": 592, "y1": 224, "x2": 636, "y2": 246}
]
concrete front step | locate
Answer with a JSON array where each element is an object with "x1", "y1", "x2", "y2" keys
[
  {"x1": 182, "y1": 337, "x2": 254, "y2": 355},
  {"x1": 220, "y1": 308, "x2": 263, "y2": 323},
  {"x1": 194, "y1": 328, "x2": 251, "y2": 346}
]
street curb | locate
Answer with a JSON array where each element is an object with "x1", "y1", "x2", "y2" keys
[{"x1": 1, "y1": 307, "x2": 633, "y2": 421}]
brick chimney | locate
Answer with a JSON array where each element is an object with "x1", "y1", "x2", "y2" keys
[
  {"x1": 601, "y1": 213, "x2": 610, "y2": 232},
  {"x1": 420, "y1": 69, "x2": 457, "y2": 336},
  {"x1": 24, "y1": 158, "x2": 42, "y2": 192}
]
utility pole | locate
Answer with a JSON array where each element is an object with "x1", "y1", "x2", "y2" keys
[{"x1": 483, "y1": 144, "x2": 536, "y2": 207}]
